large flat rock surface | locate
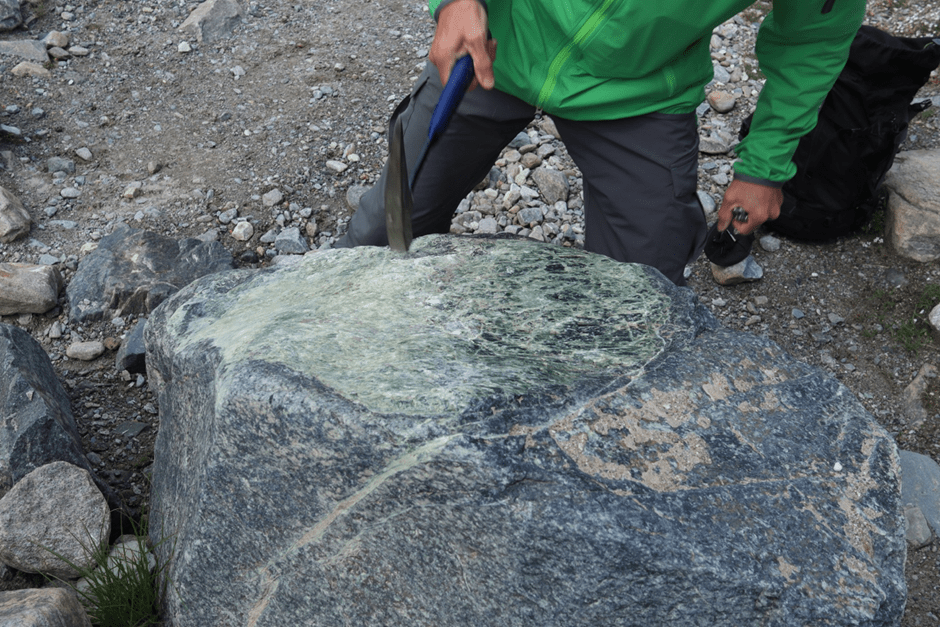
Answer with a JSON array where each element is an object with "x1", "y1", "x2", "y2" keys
[{"x1": 146, "y1": 235, "x2": 905, "y2": 626}]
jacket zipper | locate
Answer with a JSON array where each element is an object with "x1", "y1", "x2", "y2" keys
[{"x1": 536, "y1": 0, "x2": 618, "y2": 109}]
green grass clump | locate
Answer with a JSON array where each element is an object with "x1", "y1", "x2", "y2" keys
[{"x1": 44, "y1": 516, "x2": 172, "y2": 627}]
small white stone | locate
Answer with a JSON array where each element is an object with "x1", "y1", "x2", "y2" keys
[
  {"x1": 930, "y1": 304, "x2": 940, "y2": 332},
  {"x1": 66, "y1": 341, "x2": 105, "y2": 361},
  {"x1": 60, "y1": 187, "x2": 80, "y2": 198},
  {"x1": 75, "y1": 147, "x2": 93, "y2": 161},
  {"x1": 833, "y1": 462, "x2": 843, "y2": 472},
  {"x1": 326, "y1": 160, "x2": 348, "y2": 174},
  {"x1": 178, "y1": 42, "x2": 192, "y2": 53},
  {"x1": 231, "y1": 221, "x2": 254, "y2": 241}
]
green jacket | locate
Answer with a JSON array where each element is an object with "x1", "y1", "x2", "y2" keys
[{"x1": 428, "y1": 0, "x2": 865, "y2": 186}]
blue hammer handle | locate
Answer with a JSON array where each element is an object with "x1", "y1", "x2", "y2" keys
[{"x1": 409, "y1": 55, "x2": 475, "y2": 188}]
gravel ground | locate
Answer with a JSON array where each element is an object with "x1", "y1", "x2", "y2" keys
[{"x1": 1, "y1": 0, "x2": 939, "y2": 622}]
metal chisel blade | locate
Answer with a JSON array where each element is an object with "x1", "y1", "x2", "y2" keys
[{"x1": 385, "y1": 113, "x2": 413, "y2": 253}]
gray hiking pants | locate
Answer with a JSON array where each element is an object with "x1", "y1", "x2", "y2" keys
[{"x1": 335, "y1": 64, "x2": 706, "y2": 286}]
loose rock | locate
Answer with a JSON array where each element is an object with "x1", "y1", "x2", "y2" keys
[
  {"x1": 0, "y1": 262, "x2": 61, "y2": 315},
  {"x1": 0, "y1": 589, "x2": 90, "y2": 627},
  {"x1": 0, "y1": 186, "x2": 31, "y2": 243},
  {"x1": 66, "y1": 340, "x2": 106, "y2": 361},
  {"x1": 0, "y1": 461, "x2": 110, "y2": 579}
]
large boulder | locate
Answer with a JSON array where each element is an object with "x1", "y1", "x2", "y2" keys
[
  {"x1": 883, "y1": 149, "x2": 940, "y2": 262},
  {"x1": 178, "y1": 0, "x2": 242, "y2": 43},
  {"x1": 0, "y1": 0, "x2": 22, "y2": 32},
  {"x1": 67, "y1": 224, "x2": 234, "y2": 324},
  {"x1": 0, "y1": 324, "x2": 98, "y2": 496},
  {"x1": 147, "y1": 235, "x2": 905, "y2": 627}
]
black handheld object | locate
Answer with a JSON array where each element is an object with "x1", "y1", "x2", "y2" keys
[{"x1": 704, "y1": 223, "x2": 754, "y2": 267}]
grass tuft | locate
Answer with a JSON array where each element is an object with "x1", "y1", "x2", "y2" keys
[{"x1": 42, "y1": 516, "x2": 172, "y2": 627}]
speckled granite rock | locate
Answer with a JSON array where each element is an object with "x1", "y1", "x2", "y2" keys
[{"x1": 147, "y1": 234, "x2": 905, "y2": 627}]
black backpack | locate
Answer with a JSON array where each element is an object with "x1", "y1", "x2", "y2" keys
[{"x1": 739, "y1": 25, "x2": 940, "y2": 241}]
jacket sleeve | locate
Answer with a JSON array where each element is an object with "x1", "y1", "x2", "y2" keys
[
  {"x1": 429, "y1": 0, "x2": 488, "y2": 21},
  {"x1": 733, "y1": 0, "x2": 866, "y2": 187}
]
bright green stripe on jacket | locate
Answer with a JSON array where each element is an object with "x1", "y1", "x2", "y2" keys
[{"x1": 427, "y1": 0, "x2": 866, "y2": 185}]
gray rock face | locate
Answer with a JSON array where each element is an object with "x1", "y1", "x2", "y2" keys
[
  {"x1": 0, "y1": 0, "x2": 22, "y2": 32},
  {"x1": 884, "y1": 150, "x2": 940, "y2": 262},
  {"x1": 0, "y1": 186, "x2": 31, "y2": 243},
  {"x1": 0, "y1": 324, "x2": 97, "y2": 495},
  {"x1": 178, "y1": 0, "x2": 243, "y2": 43},
  {"x1": 0, "y1": 263, "x2": 61, "y2": 315},
  {"x1": 0, "y1": 588, "x2": 91, "y2": 627},
  {"x1": 0, "y1": 461, "x2": 110, "y2": 579},
  {"x1": 147, "y1": 235, "x2": 905, "y2": 627},
  {"x1": 67, "y1": 224, "x2": 234, "y2": 324}
]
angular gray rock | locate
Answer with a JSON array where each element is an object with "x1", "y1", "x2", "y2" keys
[
  {"x1": 273, "y1": 226, "x2": 309, "y2": 254},
  {"x1": 0, "y1": 0, "x2": 22, "y2": 32},
  {"x1": 148, "y1": 235, "x2": 904, "y2": 627},
  {"x1": 0, "y1": 263, "x2": 61, "y2": 315},
  {"x1": 0, "y1": 186, "x2": 31, "y2": 243},
  {"x1": 67, "y1": 224, "x2": 234, "y2": 324},
  {"x1": 115, "y1": 319, "x2": 147, "y2": 374},
  {"x1": 178, "y1": 0, "x2": 243, "y2": 43},
  {"x1": 883, "y1": 149, "x2": 940, "y2": 262},
  {"x1": 0, "y1": 39, "x2": 48, "y2": 63},
  {"x1": 900, "y1": 450, "x2": 940, "y2": 537},
  {"x1": 531, "y1": 167, "x2": 568, "y2": 204},
  {"x1": 0, "y1": 461, "x2": 110, "y2": 579},
  {"x1": 0, "y1": 588, "x2": 91, "y2": 627},
  {"x1": 0, "y1": 324, "x2": 99, "y2": 495}
]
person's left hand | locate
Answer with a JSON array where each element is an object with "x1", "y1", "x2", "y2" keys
[{"x1": 716, "y1": 179, "x2": 784, "y2": 236}]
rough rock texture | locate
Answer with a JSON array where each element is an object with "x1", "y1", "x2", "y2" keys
[
  {"x1": 0, "y1": 186, "x2": 31, "y2": 243},
  {"x1": 883, "y1": 149, "x2": 940, "y2": 262},
  {"x1": 900, "y1": 450, "x2": 940, "y2": 537},
  {"x1": 147, "y1": 235, "x2": 905, "y2": 627},
  {"x1": 67, "y1": 224, "x2": 234, "y2": 324},
  {"x1": 0, "y1": 461, "x2": 110, "y2": 579},
  {"x1": 0, "y1": 588, "x2": 91, "y2": 627},
  {"x1": 0, "y1": 0, "x2": 22, "y2": 32},
  {"x1": 115, "y1": 319, "x2": 147, "y2": 374},
  {"x1": 0, "y1": 324, "x2": 98, "y2": 495},
  {"x1": 178, "y1": 0, "x2": 243, "y2": 43},
  {"x1": 0, "y1": 263, "x2": 61, "y2": 315},
  {"x1": 0, "y1": 39, "x2": 48, "y2": 63}
]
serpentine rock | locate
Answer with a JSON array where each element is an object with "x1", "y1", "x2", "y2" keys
[{"x1": 147, "y1": 234, "x2": 905, "y2": 627}]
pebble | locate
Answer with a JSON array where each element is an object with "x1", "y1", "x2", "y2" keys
[
  {"x1": 759, "y1": 235, "x2": 781, "y2": 252},
  {"x1": 178, "y1": 42, "x2": 192, "y2": 53},
  {"x1": 707, "y1": 91, "x2": 736, "y2": 113},
  {"x1": 262, "y1": 189, "x2": 284, "y2": 207},
  {"x1": 60, "y1": 187, "x2": 80, "y2": 198},
  {"x1": 218, "y1": 207, "x2": 238, "y2": 224},
  {"x1": 75, "y1": 147, "x2": 93, "y2": 161},
  {"x1": 231, "y1": 221, "x2": 254, "y2": 241},
  {"x1": 66, "y1": 341, "x2": 105, "y2": 361},
  {"x1": 792, "y1": 308, "x2": 805, "y2": 319},
  {"x1": 885, "y1": 268, "x2": 908, "y2": 288},
  {"x1": 326, "y1": 160, "x2": 348, "y2": 174}
]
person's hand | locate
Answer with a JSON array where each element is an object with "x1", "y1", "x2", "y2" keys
[
  {"x1": 716, "y1": 179, "x2": 784, "y2": 236},
  {"x1": 429, "y1": 0, "x2": 497, "y2": 90}
]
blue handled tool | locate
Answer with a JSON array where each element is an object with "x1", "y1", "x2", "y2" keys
[
  {"x1": 386, "y1": 55, "x2": 476, "y2": 252},
  {"x1": 409, "y1": 55, "x2": 476, "y2": 188}
]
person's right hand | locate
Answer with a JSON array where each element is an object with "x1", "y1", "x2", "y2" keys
[{"x1": 429, "y1": 0, "x2": 497, "y2": 90}]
